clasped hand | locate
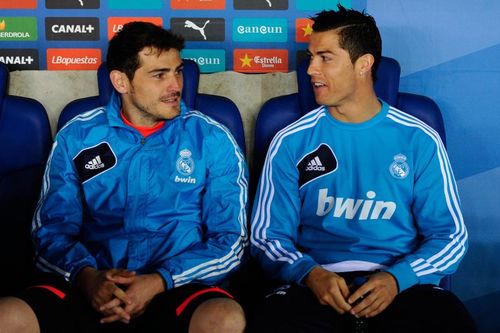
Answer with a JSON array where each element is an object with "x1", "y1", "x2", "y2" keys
[
  {"x1": 304, "y1": 266, "x2": 398, "y2": 318},
  {"x1": 77, "y1": 267, "x2": 165, "y2": 324}
]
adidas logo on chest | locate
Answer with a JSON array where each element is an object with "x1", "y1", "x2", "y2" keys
[
  {"x1": 297, "y1": 144, "x2": 338, "y2": 187},
  {"x1": 84, "y1": 155, "x2": 105, "y2": 170},
  {"x1": 73, "y1": 142, "x2": 117, "y2": 183},
  {"x1": 305, "y1": 156, "x2": 325, "y2": 171}
]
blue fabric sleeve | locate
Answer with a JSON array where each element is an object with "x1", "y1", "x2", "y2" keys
[
  {"x1": 385, "y1": 132, "x2": 468, "y2": 291},
  {"x1": 251, "y1": 137, "x2": 318, "y2": 284},
  {"x1": 156, "y1": 125, "x2": 248, "y2": 289},
  {"x1": 32, "y1": 134, "x2": 97, "y2": 282}
]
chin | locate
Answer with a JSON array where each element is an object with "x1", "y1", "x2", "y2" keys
[{"x1": 163, "y1": 109, "x2": 180, "y2": 120}]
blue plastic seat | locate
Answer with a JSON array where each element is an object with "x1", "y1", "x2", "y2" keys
[
  {"x1": 253, "y1": 56, "x2": 450, "y2": 289},
  {"x1": 0, "y1": 63, "x2": 52, "y2": 295},
  {"x1": 58, "y1": 59, "x2": 246, "y2": 156}
]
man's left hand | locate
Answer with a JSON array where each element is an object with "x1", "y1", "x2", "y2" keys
[
  {"x1": 99, "y1": 273, "x2": 165, "y2": 323},
  {"x1": 348, "y1": 271, "x2": 398, "y2": 318}
]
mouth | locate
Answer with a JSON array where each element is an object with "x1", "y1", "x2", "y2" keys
[
  {"x1": 311, "y1": 80, "x2": 327, "y2": 90},
  {"x1": 161, "y1": 92, "x2": 181, "y2": 104}
]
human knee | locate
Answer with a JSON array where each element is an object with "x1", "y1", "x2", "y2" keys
[
  {"x1": 189, "y1": 298, "x2": 246, "y2": 333},
  {"x1": 0, "y1": 297, "x2": 40, "y2": 333}
]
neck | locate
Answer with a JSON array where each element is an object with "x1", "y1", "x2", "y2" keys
[
  {"x1": 122, "y1": 107, "x2": 161, "y2": 128},
  {"x1": 328, "y1": 91, "x2": 381, "y2": 123}
]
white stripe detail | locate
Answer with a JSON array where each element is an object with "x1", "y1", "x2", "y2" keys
[
  {"x1": 35, "y1": 253, "x2": 71, "y2": 280},
  {"x1": 32, "y1": 108, "x2": 106, "y2": 278},
  {"x1": 32, "y1": 141, "x2": 57, "y2": 231},
  {"x1": 251, "y1": 107, "x2": 325, "y2": 264},
  {"x1": 387, "y1": 108, "x2": 467, "y2": 277},
  {"x1": 59, "y1": 107, "x2": 105, "y2": 132}
]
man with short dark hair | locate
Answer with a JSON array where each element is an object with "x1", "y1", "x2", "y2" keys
[
  {"x1": 249, "y1": 6, "x2": 475, "y2": 332},
  {"x1": 0, "y1": 21, "x2": 247, "y2": 333}
]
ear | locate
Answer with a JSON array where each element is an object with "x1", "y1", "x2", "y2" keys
[
  {"x1": 355, "y1": 53, "x2": 375, "y2": 77},
  {"x1": 109, "y1": 70, "x2": 130, "y2": 94}
]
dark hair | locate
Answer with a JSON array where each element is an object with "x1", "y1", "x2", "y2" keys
[
  {"x1": 311, "y1": 5, "x2": 382, "y2": 81},
  {"x1": 106, "y1": 21, "x2": 185, "y2": 80}
]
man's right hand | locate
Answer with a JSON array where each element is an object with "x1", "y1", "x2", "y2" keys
[
  {"x1": 76, "y1": 267, "x2": 135, "y2": 323},
  {"x1": 304, "y1": 266, "x2": 352, "y2": 314}
]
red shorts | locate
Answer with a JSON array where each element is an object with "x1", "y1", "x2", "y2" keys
[{"x1": 19, "y1": 273, "x2": 233, "y2": 333}]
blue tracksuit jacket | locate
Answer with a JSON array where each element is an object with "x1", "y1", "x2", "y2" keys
[{"x1": 32, "y1": 92, "x2": 248, "y2": 289}]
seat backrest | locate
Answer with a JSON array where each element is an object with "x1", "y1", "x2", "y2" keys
[
  {"x1": 0, "y1": 63, "x2": 52, "y2": 295},
  {"x1": 58, "y1": 59, "x2": 246, "y2": 156}
]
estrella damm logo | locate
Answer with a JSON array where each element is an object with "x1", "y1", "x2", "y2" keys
[
  {"x1": 233, "y1": 49, "x2": 288, "y2": 73},
  {"x1": 296, "y1": 18, "x2": 313, "y2": 43},
  {"x1": 108, "y1": 17, "x2": 163, "y2": 40},
  {"x1": 233, "y1": 0, "x2": 288, "y2": 10},
  {"x1": 0, "y1": 0, "x2": 36, "y2": 8},
  {"x1": 47, "y1": 48, "x2": 101, "y2": 70},
  {"x1": 0, "y1": 49, "x2": 39, "y2": 70},
  {"x1": 232, "y1": 18, "x2": 287, "y2": 42},
  {"x1": 0, "y1": 17, "x2": 37, "y2": 41},
  {"x1": 45, "y1": 17, "x2": 99, "y2": 41},
  {"x1": 296, "y1": 0, "x2": 350, "y2": 10},
  {"x1": 181, "y1": 49, "x2": 225, "y2": 73},
  {"x1": 171, "y1": 0, "x2": 225, "y2": 10},
  {"x1": 46, "y1": 0, "x2": 99, "y2": 9},
  {"x1": 108, "y1": 0, "x2": 162, "y2": 9}
]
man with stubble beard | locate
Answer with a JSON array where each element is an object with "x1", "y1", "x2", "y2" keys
[{"x1": 0, "y1": 22, "x2": 248, "y2": 333}]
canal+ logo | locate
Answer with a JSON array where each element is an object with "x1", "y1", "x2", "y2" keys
[
  {"x1": 45, "y1": 17, "x2": 99, "y2": 41},
  {"x1": 0, "y1": 49, "x2": 39, "y2": 70}
]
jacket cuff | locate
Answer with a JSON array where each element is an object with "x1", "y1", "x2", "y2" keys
[
  {"x1": 157, "y1": 268, "x2": 174, "y2": 290},
  {"x1": 292, "y1": 258, "x2": 319, "y2": 286},
  {"x1": 385, "y1": 261, "x2": 418, "y2": 292},
  {"x1": 70, "y1": 258, "x2": 97, "y2": 284}
]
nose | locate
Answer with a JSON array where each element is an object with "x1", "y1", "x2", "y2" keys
[
  {"x1": 307, "y1": 58, "x2": 318, "y2": 76},
  {"x1": 168, "y1": 72, "x2": 183, "y2": 92}
]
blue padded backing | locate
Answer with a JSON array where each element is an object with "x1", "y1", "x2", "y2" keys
[
  {"x1": 0, "y1": 63, "x2": 52, "y2": 295},
  {"x1": 196, "y1": 93, "x2": 246, "y2": 156},
  {"x1": 398, "y1": 92, "x2": 446, "y2": 146}
]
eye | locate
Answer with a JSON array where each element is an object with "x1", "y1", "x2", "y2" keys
[
  {"x1": 176, "y1": 68, "x2": 183, "y2": 76},
  {"x1": 320, "y1": 55, "x2": 331, "y2": 62}
]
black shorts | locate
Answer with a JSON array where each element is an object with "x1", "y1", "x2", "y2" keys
[
  {"x1": 18, "y1": 273, "x2": 234, "y2": 333},
  {"x1": 247, "y1": 272, "x2": 477, "y2": 333}
]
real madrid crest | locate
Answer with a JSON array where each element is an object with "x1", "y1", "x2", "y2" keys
[
  {"x1": 176, "y1": 149, "x2": 195, "y2": 176},
  {"x1": 389, "y1": 154, "x2": 409, "y2": 179}
]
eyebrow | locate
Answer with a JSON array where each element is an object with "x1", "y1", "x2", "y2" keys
[
  {"x1": 148, "y1": 63, "x2": 184, "y2": 74},
  {"x1": 306, "y1": 49, "x2": 334, "y2": 56}
]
